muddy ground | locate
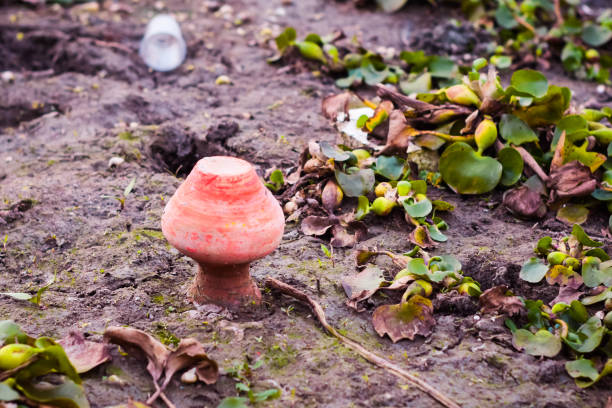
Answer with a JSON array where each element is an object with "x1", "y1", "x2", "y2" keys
[{"x1": 1, "y1": 0, "x2": 611, "y2": 407}]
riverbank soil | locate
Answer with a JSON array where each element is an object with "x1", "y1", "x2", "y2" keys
[{"x1": 1, "y1": 0, "x2": 611, "y2": 407}]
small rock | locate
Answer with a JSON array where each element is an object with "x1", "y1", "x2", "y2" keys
[
  {"x1": 181, "y1": 367, "x2": 198, "y2": 384},
  {"x1": 1, "y1": 71, "x2": 15, "y2": 83},
  {"x1": 108, "y1": 157, "x2": 125, "y2": 168}
]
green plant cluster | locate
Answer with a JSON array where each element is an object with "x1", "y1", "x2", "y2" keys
[
  {"x1": 345, "y1": 251, "x2": 481, "y2": 342},
  {"x1": 461, "y1": 0, "x2": 612, "y2": 82},
  {"x1": 217, "y1": 359, "x2": 281, "y2": 408},
  {"x1": 315, "y1": 141, "x2": 454, "y2": 247},
  {"x1": 0, "y1": 320, "x2": 89, "y2": 408},
  {"x1": 330, "y1": 59, "x2": 612, "y2": 226},
  {"x1": 509, "y1": 225, "x2": 611, "y2": 387},
  {"x1": 271, "y1": 27, "x2": 466, "y2": 90}
]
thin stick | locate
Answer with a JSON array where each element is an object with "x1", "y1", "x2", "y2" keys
[
  {"x1": 553, "y1": 0, "x2": 564, "y2": 26},
  {"x1": 265, "y1": 277, "x2": 461, "y2": 408},
  {"x1": 513, "y1": 145, "x2": 550, "y2": 182},
  {"x1": 160, "y1": 392, "x2": 177, "y2": 408}
]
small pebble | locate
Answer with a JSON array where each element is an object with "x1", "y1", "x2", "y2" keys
[
  {"x1": 108, "y1": 157, "x2": 125, "y2": 168},
  {"x1": 597, "y1": 84, "x2": 606, "y2": 94},
  {"x1": 1, "y1": 71, "x2": 15, "y2": 83},
  {"x1": 181, "y1": 367, "x2": 198, "y2": 384}
]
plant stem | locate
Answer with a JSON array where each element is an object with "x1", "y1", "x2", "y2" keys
[
  {"x1": 414, "y1": 131, "x2": 474, "y2": 143},
  {"x1": 265, "y1": 277, "x2": 461, "y2": 408},
  {"x1": 512, "y1": 145, "x2": 550, "y2": 182}
]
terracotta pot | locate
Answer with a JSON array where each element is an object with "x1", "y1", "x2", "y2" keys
[{"x1": 161, "y1": 156, "x2": 285, "y2": 308}]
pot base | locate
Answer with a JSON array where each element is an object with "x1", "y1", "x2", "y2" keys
[{"x1": 189, "y1": 263, "x2": 262, "y2": 308}]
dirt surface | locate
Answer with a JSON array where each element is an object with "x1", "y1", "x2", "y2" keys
[{"x1": 1, "y1": 1, "x2": 611, "y2": 407}]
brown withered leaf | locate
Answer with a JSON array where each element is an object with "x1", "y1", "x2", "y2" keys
[
  {"x1": 105, "y1": 326, "x2": 218, "y2": 406},
  {"x1": 330, "y1": 221, "x2": 367, "y2": 248},
  {"x1": 58, "y1": 331, "x2": 111, "y2": 374},
  {"x1": 409, "y1": 225, "x2": 436, "y2": 248},
  {"x1": 479, "y1": 286, "x2": 524, "y2": 316},
  {"x1": 321, "y1": 92, "x2": 351, "y2": 121},
  {"x1": 355, "y1": 249, "x2": 411, "y2": 268},
  {"x1": 301, "y1": 215, "x2": 339, "y2": 236},
  {"x1": 546, "y1": 265, "x2": 583, "y2": 288},
  {"x1": 161, "y1": 338, "x2": 218, "y2": 389},
  {"x1": 502, "y1": 185, "x2": 547, "y2": 219},
  {"x1": 379, "y1": 110, "x2": 416, "y2": 156},
  {"x1": 372, "y1": 295, "x2": 435, "y2": 343},
  {"x1": 550, "y1": 286, "x2": 584, "y2": 306},
  {"x1": 105, "y1": 326, "x2": 169, "y2": 382},
  {"x1": 341, "y1": 266, "x2": 386, "y2": 311},
  {"x1": 547, "y1": 161, "x2": 596, "y2": 202}
]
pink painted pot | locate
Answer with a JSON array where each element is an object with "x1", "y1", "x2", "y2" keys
[{"x1": 161, "y1": 156, "x2": 285, "y2": 308}]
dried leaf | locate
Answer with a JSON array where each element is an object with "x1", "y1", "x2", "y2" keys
[
  {"x1": 321, "y1": 92, "x2": 351, "y2": 121},
  {"x1": 104, "y1": 326, "x2": 169, "y2": 382},
  {"x1": 372, "y1": 295, "x2": 435, "y2": 342},
  {"x1": 330, "y1": 225, "x2": 356, "y2": 248},
  {"x1": 379, "y1": 110, "x2": 416, "y2": 155},
  {"x1": 58, "y1": 331, "x2": 111, "y2": 374},
  {"x1": 550, "y1": 286, "x2": 584, "y2": 306},
  {"x1": 479, "y1": 286, "x2": 524, "y2": 316},
  {"x1": 408, "y1": 225, "x2": 436, "y2": 248},
  {"x1": 502, "y1": 185, "x2": 547, "y2": 219},
  {"x1": 546, "y1": 265, "x2": 583, "y2": 288},
  {"x1": 548, "y1": 161, "x2": 597, "y2": 202},
  {"x1": 341, "y1": 266, "x2": 386, "y2": 311},
  {"x1": 300, "y1": 216, "x2": 338, "y2": 236},
  {"x1": 161, "y1": 338, "x2": 218, "y2": 389}
]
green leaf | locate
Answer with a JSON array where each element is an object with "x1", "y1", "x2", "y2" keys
[
  {"x1": 400, "y1": 73, "x2": 432, "y2": 94},
  {"x1": 561, "y1": 42, "x2": 583, "y2": 72},
  {"x1": 499, "y1": 114, "x2": 538, "y2": 145},
  {"x1": 582, "y1": 258, "x2": 612, "y2": 287},
  {"x1": 217, "y1": 397, "x2": 249, "y2": 408},
  {"x1": 557, "y1": 204, "x2": 589, "y2": 225},
  {"x1": 495, "y1": 3, "x2": 519, "y2": 29},
  {"x1": 520, "y1": 258, "x2": 548, "y2": 283},
  {"x1": 320, "y1": 141, "x2": 351, "y2": 162},
  {"x1": 592, "y1": 189, "x2": 612, "y2": 201},
  {"x1": 566, "y1": 358, "x2": 612, "y2": 388},
  {"x1": 571, "y1": 224, "x2": 602, "y2": 247},
  {"x1": 429, "y1": 255, "x2": 462, "y2": 273},
  {"x1": 374, "y1": 156, "x2": 405, "y2": 181},
  {"x1": 509, "y1": 69, "x2": 548, "y2": 98},
  {"x1": 512, "y1": 329, "x2": 562, "y2": 357},
  {"x1": 334, "y1": 168, "x2": 375, "y2": 198},
  {"x1": 376, "y1": 0, "x2": 408, "y2": 12},
  {"x1": 581, "y1": 287, "x2": 612, "y2": 305},
  {"x1": 0, "y1": 382, "x2": 20, "y2": 401},
  {"x1": 252, "y1": 388, "x2": 281, "y2": 402},
  {"x1": 402, "y1": 198, "x2": 432, "y2": 218},
  {"x1": 123, "y1": 177, "x2": 136, "y2": 197},
  {"x1": 0, "y1": 320, "x2": 31, "y2": 345},
  {"x1": 269, "y1": 169, "x2": 284, "y2": 186},
  {"x1": 1, "y1": 292, "x2": 33, "y2": 301},
  {"x1": 409, "y1": 180, "x2": 427, "y2": 195},
  {"x1": 513, "y1": 85, "x2": 571, "y2": 127},
  {"x1": 17, "y1": 377, "x2": 89, "y2": 408},
  {"x1": 439, "y1": 142, "x2": 502, "y2": 194},
  {"x1": 553, "y1": 115, "x2": 589, "y2": 145},
  {"x1": 275, "y1": 27, "x2": 296, "y2": 54},
  {"x1": 535, "y1": 236, "x2": 553, "y2": 256},
  {"x1": 355, "y1": 196, "x2": 370, "y2": 221},
  {"x1": 584, "y1": 248, "x2": 610, "y2": 261},
  {"x1": 564, "y1": 317, "x2": 606, "y2": 353},
  {"x1": 428, "y1": 225, "x2": 447, "y2": 242},
  {"x1": 490, "y1": 55, "x2": 512, "y2": 69},
  {"x1": 498, "y1": 147, "x2": 524, "y2": 186},
  {"x1": 581, "y1": 24, "x2": 612, "y2": 47},
  {"x1": 428, "y1": 56, "x2": 457, "y2": 79}
]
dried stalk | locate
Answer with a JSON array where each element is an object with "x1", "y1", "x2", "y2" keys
[
  {"x1": 513, "y1": 145, "x2": 550, "y2": 182},
  {"x1": 265, "y1": 277, "x2": 461, "y2": 408}
]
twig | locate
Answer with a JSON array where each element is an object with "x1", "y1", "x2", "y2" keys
[
  {"x1": 553, "y1": 0, "x2": 564, "y2": 26},
  {"x1": 513, "y1": 14, "x2": 537, "y2": 36},
  {"x1": 376, "y1": 84, "x2": 437, "y2": 112},
  {"x1": 160, "y1": 392, "x2": 177, "y2": 408},
  {"x1": 265, "y1": 277, "x2": 461, "y2": 408},
  {"x1": 513, "y1": 145, "x2": 550, "y2": 182}
]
